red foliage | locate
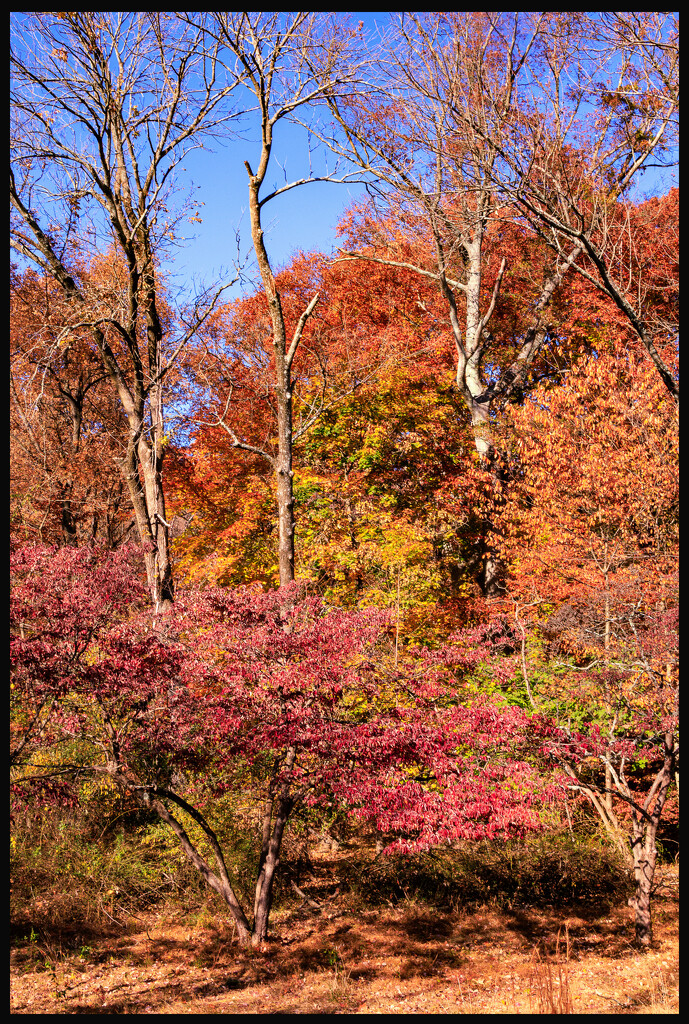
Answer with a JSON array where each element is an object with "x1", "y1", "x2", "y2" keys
[{"x1": 11, "y1": 544, "x2": 550, "y2": 853}]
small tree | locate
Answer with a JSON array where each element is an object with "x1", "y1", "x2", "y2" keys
[
  {"x1": 499, "y1": 349, "x2": 679, "y2": 946},
  {"x1": 529, "y1": 624, "x2": 678, "y2": 948},
  {"x1": 11, "y1": 543, "x2": 548, "y2": 946},
  {"x1": 182, "y1": 12, "x2": 374, "y2": 587}
]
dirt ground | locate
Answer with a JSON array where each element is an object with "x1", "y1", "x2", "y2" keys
[{"x1": 10, "y1": 864, "x2": 678, "y2": 1014}]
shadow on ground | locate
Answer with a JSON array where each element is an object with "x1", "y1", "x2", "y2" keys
[{"x1": 11, "y1": 859, "x2": 679, "y2": 1015}]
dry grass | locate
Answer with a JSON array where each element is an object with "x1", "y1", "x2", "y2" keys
[
  {"x1": 530, "y1": 930, "x2": 573, "y2": 1013},
  {"x1": 10, "y1": 855, "x2": 678, "y2": 1015}
]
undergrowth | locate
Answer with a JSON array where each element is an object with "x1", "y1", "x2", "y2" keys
[
  {"x1": 12, "y1": 788, "x2": 635, "y2": 951},
  {"x1": 10, "y1": 793, "x2": 266, "y2": 939},
  {"x1": 339, "y1": 832, "x2": 633, "y2": 912}
]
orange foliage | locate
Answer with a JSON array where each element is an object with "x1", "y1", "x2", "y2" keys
[
  {"x1": 10, "y1": 265, "x2": 132, "y2": 547},
  {"x1": 500, "y1": 348, "x2": 678, "y2": 656}
]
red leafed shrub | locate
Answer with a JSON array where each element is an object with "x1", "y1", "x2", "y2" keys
[{"x1": 10, "y1": 544, "x2": 551, "y2": 945}]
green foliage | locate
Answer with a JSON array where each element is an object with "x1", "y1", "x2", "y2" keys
[
  {"x1": 11, "y1": 802, "x2": 174, "y2": 930},
  {"x1": 136, "y1": 793, "x2": 263, "y2": 905},
  {"x1": 291, "y1": 370, "x2": 478, "y2": 630},
  {"x1": 11, "y1": 756, "x2": 337, "y2": 935}
]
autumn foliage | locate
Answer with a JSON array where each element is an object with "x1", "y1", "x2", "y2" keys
[
  {"x1": 10, "y1": 11, "x2": 678, "y2": 954},
  {"x1": 10, "y1": 268, "x2": 132, "y2": 548},
  {"x1": 11, "y1": 223, "x2": 678, "y2": 946},
  {"x1": 12, "y1": 542, "x2": 554, "y2": 943}
]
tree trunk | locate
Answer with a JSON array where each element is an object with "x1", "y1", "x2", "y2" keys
[
  {"x1": 129, "y1": 785, "x2": 254, "y2": 946},
  {"x1": 138, "y1": 435, "x2": 174, "y2": 612},
  {"x1": 141, "y1": 259, "x2": 175, "y2": 611},
  {"x1": 252, "y1": 747, "x2": 297, "y2": 945},
  {"x1": 60, "y1": 482, "x2": 78, "y2": 547},
  {"x1": 244, "y1": 158, "x2": 319, "y2": 588},
  {"x1": 252, "y1": 791, "x2": 294, "y2": 945},
  {"x1": 119, "y1": 432, "x2": 174, "y2": 612},
  {"x1": 629, "y1": 827, "x2": 658, "y2": 948},
  {"x1": 628, "y1": 730, "x2": 676, "y2": 947},
  {"x1": 275, "y1": 357, "x2": 296, "y2": 587},
  {"x1": 460, "y1": 391, "x2": 507, "y2": 600},
  {"x1": 444, "y1": 230, "x2": 511, "y2": 600}
]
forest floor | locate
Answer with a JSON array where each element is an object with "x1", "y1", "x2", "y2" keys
[{"x1": 10, "y1": 855, "x2": 678, "y2": 1015}]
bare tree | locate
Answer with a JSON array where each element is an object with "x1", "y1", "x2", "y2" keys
[
  {"x1": 316, "y1": 13, "x2": 585, "y2": 595},
  {"x1": 317, "y1": 12, "x2": 677, "y2": 595},
  {"x1": 488, "y1": 12, "x2": 679, "y2": 403},
  {"x1": 10, "y1": 12, "x2": 245, "y2": 610},
  {"x1": 185, "y1": 12, "x2": 373, "y2": 587}
]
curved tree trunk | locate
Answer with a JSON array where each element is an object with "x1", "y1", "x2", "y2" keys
[{"x1": 114, "y1": 749, "x2": 299, "y2": 948}]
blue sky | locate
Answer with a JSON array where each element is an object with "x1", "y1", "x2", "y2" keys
[
  {"x1": 164, "y1": 10, "x2": 677, "y2": 303},
  {"x1": 11, "y1": 12, "x2": 676, "y2": 304},
  {"x1": 165, "y1": 12, "x2": 390, "y2": 299},
  {"x1": 165, "y1": 121, "x2": 373, "y2": 298}
]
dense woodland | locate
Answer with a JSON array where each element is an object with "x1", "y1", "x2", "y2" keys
[{"x1": 11, "y1": 10, "x2": 677, "y2": 972}]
